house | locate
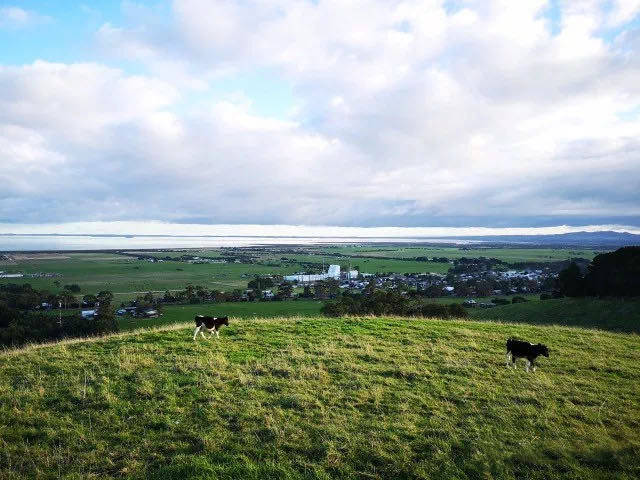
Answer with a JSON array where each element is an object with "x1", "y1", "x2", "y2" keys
[
  {"x1": 0, "y1": 273, "x2": 23, "y2": 278},
  {"x1": 81, "y1": 310, "x2": 96, "y2": 319},
  {"x1": 262, "y1": 290, "x2": 275, "y2": 299}
]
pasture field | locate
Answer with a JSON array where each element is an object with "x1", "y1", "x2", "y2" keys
[
  {"x1": 118, "y1": 301, "x2": 324, "y2": 331},
  {"x1": 316, "y1": 245, "x2": 601, "y2": 263},
  {"x1": 0, "y1": 245, "x2": 602, "y2": 299},
  {"x1": 119, "y1": 296, "x2": 640, "y2": 334},
  {"x1": 0, "y1": 253, "x2": 304, "y2": 298},
  {"x1": 1, "y1": 316, "x2": 638, "y2": 479},
  {"x1": 469, "y1": 297, "x2": 640, "y2": 333}
]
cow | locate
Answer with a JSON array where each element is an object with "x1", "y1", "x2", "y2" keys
[
  {"x1": 193, "y1": 315, "x2": 229, "y2": 340},
  {"x1": 506, "y1": 338, "x2": 549, "y2": 372}
]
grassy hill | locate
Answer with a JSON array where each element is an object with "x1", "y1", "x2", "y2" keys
[
  {"x1": 1, "y1": 317, "x2": 639, "y2": 479},
  {"x1": 469, "y1": 297, "x2": 640, "y2": 333}
]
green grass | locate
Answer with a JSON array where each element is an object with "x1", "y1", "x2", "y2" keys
[
  {"x1": 0, "y1": 254, "x2": 305, "y2": 298},
  {"x1": 318, "y1": 246, "x2": 601, "y2": 263},
  {"x1": 117, "y1": 301, "x2": 324, "y2": 331},
  {"x1": 469, "y1": 297, "x2": 640, "y2": 333},
  {"x1": 1, "y1": 316, "x2": 639, "y2": 479},
  {"x1": 1, "y1": 246, "x2": 607, "y2": 299}
]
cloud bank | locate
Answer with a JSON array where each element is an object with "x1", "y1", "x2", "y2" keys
[{"x1": 1, "y1": 0, "x2": 639, "y2": 229}]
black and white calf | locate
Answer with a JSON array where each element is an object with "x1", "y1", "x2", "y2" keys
[
  {"x1": 506, "y1": 338, "x2": 549, "y2": 372},
  {"x1": 193, "y1": 315, "x2": 229, "y2": 340}
]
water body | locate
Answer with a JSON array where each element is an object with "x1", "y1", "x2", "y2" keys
[{"x1": 0, "y1": 235, "x2": 479, "y2": 251}]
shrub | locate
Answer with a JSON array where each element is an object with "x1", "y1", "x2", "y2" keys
[
  {"x1": 322, "y1": 292, "x2": 468, "y2": 319},
  {"x1": 512, "y1": 296, "x2": 528, "y2": 304},
  {"x1": 491, "y1": 298, "x2": 510, "y2": 305},
  {"x1": 447, "y1": 303, "x2": 468, "y2": 318}
]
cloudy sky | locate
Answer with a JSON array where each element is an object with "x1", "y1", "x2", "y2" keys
[{"x1": 1, "y1": 0, "x2": 639, "y2": 235}]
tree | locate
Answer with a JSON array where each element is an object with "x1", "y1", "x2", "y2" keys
[
  {"x1": 585, "y1": 247, "x2": 640, "y2": 297},
  {"x1": 557, "y1": 262, "x2": 585, "y2": 297},
  {"x1": 82, "y1": 294, "x2": 97, "y2": 307},
  {"x1": 97, "y1": 291, "x2": 114, "y2": 303},
  {"x1": 314, "y1": 281, "x2": 328, "y2": 299},
  {"x1": 230, "y1": 289, "x2": 243, "y2": 302},
  {"x1": 363, "y1": 280, "x2": 376, "y2": 297},
  {"x1": 59, "y1": 290, "x2": 76, "y2": 309},
  {"x1": 196, "y1": 286, "x2": 209, "y2": 302},
  {"x1": 95, "y1": 290, "x2": 118, "y2": 334},
  {"x1": 64, "y1": 283, "x2": 80, "y2": 293},
  {"x1": 325, "y1": 279, "x2": 340, "y2": 298},
  {"x1": 185, "y1": 284, "x2": 195, "y2": 301},
  {"x1": 248, "y1": 276, "x2": 274, "y2": 291},
  {"x1": 163, "y1": 290, "x2": 175, "y2": 303},
  {"x1": 276, "y1": 282, "x2": 294, "y2": 300}
]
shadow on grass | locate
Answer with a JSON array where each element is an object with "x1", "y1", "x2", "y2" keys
[{"x1": 468, "y1": 298, "x2": 640, "y2": 334}]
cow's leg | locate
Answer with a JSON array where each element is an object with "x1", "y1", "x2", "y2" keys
[
  {"x1": 193, "y1": 325, "x2": 201, "y2": 340},
  {"x1": 200, "y1": 328, "x2": 208, "y2": 339},
  {"x1": 525, "y1": 360, "x2": 531, "y2": 373},
  {"x1": 506, "y1": 352, "x2": 512, "y2": 367},
  {"x1": 215, "y1": 329, "x2": 220, "y2": 338},
  {"x1": 531, "y1": 360, "x2": 536, "y2": 372}
]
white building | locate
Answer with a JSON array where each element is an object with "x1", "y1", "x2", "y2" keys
[{"x1": 284, "y1": 264, "x2": 341, "y2": 283}]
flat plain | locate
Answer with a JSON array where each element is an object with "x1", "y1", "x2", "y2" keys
[{"x1": 0, "y1": 245, "x2": 601, "y2": 299}]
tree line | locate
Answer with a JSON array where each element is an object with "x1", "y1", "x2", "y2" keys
[
  {"x1": 321, "y1": 287, "x2": 468, "y2": 318},
  {"x1": 556, "y1": 247, "x2": 640, "y2": 298},
  {"x1": 0, "y1": 285, "x2": 117, "y2": 347}
]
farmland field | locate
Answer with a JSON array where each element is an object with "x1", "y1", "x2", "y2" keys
[
  {"x1": 0, "y1": 253, "x2": 304, "y2": 298},
  {"x1": 0, "y1": 245, "x2": 604, "y2": 299},
  {"x1": 315, "y1": 245, "x2": 601, "y2": 263},
  {"x1": 1, "y1": 316, "x2": 638, "y2": 479}
]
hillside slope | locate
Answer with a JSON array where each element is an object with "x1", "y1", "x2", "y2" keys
[
  {"x1": 1, "y1": 317, "x2": 639, "y2": 479},
  {"x1": 469, "y1": 297, "x2": 640, "y2": 333}
]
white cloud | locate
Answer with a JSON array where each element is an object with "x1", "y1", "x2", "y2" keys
[
  {"x1": 0, "y1": 6, "x2": 50, "y2": 29},
  {"x1": 1, "y1": 1, "x2": 640, "y2": 228},
  {"x1": 1, "y1": 221, "x2": 639, "y2": 237}
]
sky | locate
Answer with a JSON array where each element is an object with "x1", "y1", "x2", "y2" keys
[{"x1": 1, "y1": 0, "x2": 639, "y2": 236}]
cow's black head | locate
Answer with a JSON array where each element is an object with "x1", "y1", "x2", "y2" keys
[
  {"x1": 537, "y1": 344, "x2": 549, "y2": 357},
  {"x1": 221, "y1": 316, "x2": 229, "y2": 326}
]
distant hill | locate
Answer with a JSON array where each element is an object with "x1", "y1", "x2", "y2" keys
[{"x1": 450, "y1": 230, "x2": 640, "y2": 247}]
